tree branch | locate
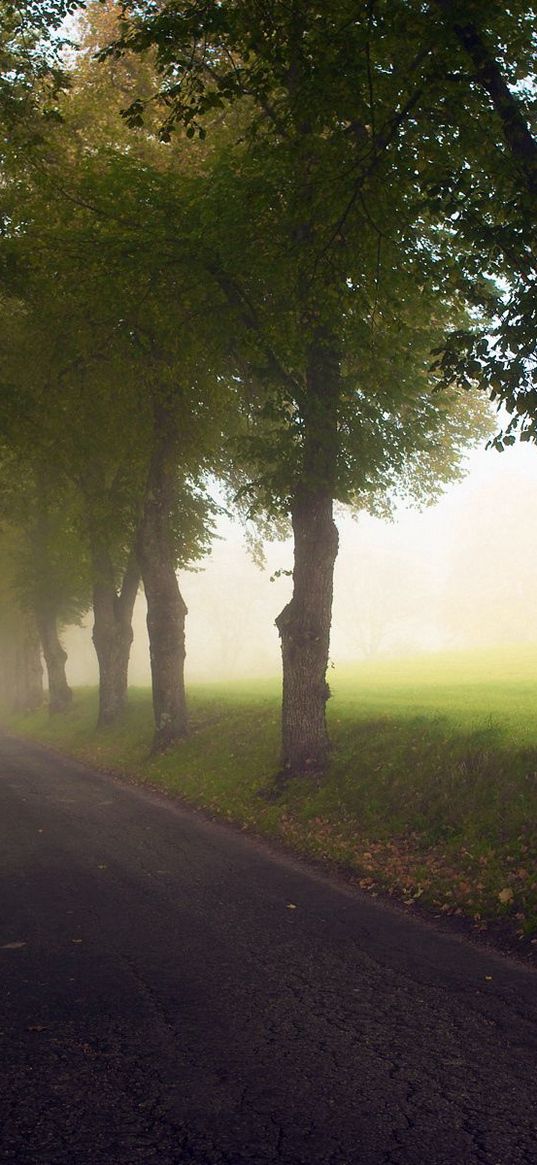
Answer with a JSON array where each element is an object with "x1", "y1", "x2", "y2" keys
[
  {"x1": 310, "y1": 81, "x2": 426, "y2": 281},
  {"x1": 207, "y1": 261, "x2": 303, "y2": 397},
  {"x1": 432, "y1": 0, "x2": 537, "y2": 195}
]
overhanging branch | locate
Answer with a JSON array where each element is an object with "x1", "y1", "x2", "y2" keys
[{"x1": 432, "y1": 0, "x2": 537, "y2": 196}]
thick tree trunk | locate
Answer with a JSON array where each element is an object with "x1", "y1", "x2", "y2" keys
[
  {"x1": 91, "y1": 551, "x2": 139, "y2": 728},
  {"x1": 275, "y1": 329, "x2": 341, "y2": 776},
  {"x1": 137, "y1": 402, "x2": 188, "y2": 752},
  {"x1": 36, "y1": 604, "x2": 72, "y2": 714},
  {"x1": 276, "y1": 490, "x2": 339, "y2": 774},
  {"x1": 10, "y1": 618, "x2": 43, "y2": 715}
]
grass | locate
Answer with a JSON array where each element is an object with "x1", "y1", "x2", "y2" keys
[{"x1": 7, "y1": 646, "x2": 537, "y2": 946}]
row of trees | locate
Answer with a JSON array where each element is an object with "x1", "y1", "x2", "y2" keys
[{"x1": 0, "y1": 0, "x2": 534, "y2": 776}]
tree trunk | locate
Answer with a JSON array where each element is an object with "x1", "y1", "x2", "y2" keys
[
  {"x1": 91, "y1": 550, "x2": 140, "y2": 728},
  {"x1": 137, "y1": 402, "x2": 188, "y2": 751},
  {"x1": 36, "y1": 604, "x2": 72, "y2": 714},
  {"x1": 276, "y1": 490, "x2": 339, "y2": 774},
  {"x1": 275, "y1": 329, "x2": 340, "y2": 775},
  {"x1": 10, "y1": 617, "x2": 43, "y2": 715}
]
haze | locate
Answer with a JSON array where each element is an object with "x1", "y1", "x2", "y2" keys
[{"x1": 62, "y1": 439, "x2": 537, "y2": 687}]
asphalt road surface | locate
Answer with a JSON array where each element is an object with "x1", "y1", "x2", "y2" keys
[{"x1": 1, "y1": 735, "x2": 537, "y2": 1165}]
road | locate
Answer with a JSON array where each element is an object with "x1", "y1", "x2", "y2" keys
[{"x1": 1, "y1": 735, "x2": 537, "y2": 1165}]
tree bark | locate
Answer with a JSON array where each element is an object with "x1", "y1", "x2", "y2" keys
[
  {"x1": 136, "y1": 401, "x2": 188, "y2": 751},
  {"x1": 275, "y1": 329, "x2": 340, "y2": 775},
  {"x1": 36, "y1": 603, "x2": 72, "y2": 714},
  {"x1": 10, "y1": 618, "x2": 43, "y2": 715},
  {"x1": 276, "y1": 490, "x2": 339, "y2": 774},
  {"x1": 91, "y1": 549, "x2": 140, "y2": 728}
]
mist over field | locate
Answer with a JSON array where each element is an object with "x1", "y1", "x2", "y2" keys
[{"x1": 63, "y1": 440, "x2": 537, "y2": 687}]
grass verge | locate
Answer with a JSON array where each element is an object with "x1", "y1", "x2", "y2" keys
[{"x1": 7, "y1": 646, "x2": 537, "y2": 954}]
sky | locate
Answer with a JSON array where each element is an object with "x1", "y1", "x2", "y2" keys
[{"x1": 63, "y1": 435, "x2": 537, "y2": 686}]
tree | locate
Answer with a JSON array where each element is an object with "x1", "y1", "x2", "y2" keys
[
  {"x1": 0, "y1": 251, "x2": 149, "y2": 726},
  {"x1": 0, "y1": 292, "x2": 92, "y2": 714},
  {"x1": 108, "y1": 0, "x2": 536, "y2": 431},
  {"x1": 0, "y1": 528, "x2": 43, "y2": 714},
  {"x1": 0, "y1": 28, "x2": 230, "y2": 740},
  {"x1": 41, "y1": 6, "x2": 243, "y2": 745},
  {"x1": 15, "y1": 479, "x2": 87, "y2": 715},
  {"x1": 104, "y1": 0, "x2": 496, "y2": 775}
]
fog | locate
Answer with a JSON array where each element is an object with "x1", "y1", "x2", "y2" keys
[{"x1": 63, "y1": 440, "x2": 537, "y2": 686}]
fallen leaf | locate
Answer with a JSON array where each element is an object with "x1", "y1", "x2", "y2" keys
[
  {"x1": 2, "y1": 941, "x2": 27, "y2": 950},
  {"x1": 498, "y1": 887, "x2": 514, "y2": 904}
]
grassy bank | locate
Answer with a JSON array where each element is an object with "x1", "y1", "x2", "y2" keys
[{"x1": 8, "y1": 646, "x2": 537, "y2": 946}]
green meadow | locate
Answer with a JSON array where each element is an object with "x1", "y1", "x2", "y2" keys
[{"x1": 9, "y1": 645, "x2": 537, "y2": 943}]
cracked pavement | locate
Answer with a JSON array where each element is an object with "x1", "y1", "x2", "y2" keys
[{"x1": 1, "y1": 735, "x2": 537, "y2": 1164}]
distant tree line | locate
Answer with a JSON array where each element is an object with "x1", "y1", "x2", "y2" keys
[{"x1": 0, "y1": 0, "x2": 534, "y2": 780}]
